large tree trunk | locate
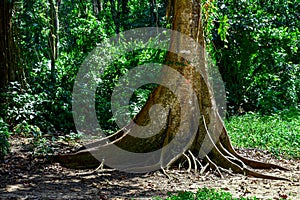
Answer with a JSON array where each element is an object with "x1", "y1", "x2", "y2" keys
[
  {"x1": 0, "y1": 0, "x2": 19, "y2": 90},
  {"x1": 54, "y1": 0, "x2": 289, "y2": 180}
]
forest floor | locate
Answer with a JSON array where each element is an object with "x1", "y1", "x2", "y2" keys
[{"x1": 0, "y1": 136, "x2": 299, "y2": 200}]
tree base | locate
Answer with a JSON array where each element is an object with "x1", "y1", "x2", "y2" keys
[{"x1": 52, "y1": 122, "x2": 290, "y2": 181}]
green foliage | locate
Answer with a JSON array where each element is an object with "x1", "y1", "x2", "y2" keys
[
  {"x1": 1, "y1": 81, "x2": 72, "y2": 132},
  {"x1": 215, "y1": 0, "x2": 300, "y2": 114},
  {"x1": 226, "y1": 108, "x2": 300, "y2": 159},
  {"x1": 96, "y1": 47, "x2": 166, "y2": 132},
  {"x1": 11, "y1": 120, "x2": 82, "y2": 156},
  {"x1": 155, "y1": 188, "x2": 258, "y2": 200},
  {"x1": 7, "y1": 0, "x2": 167, "y2": 136},
  {"x1": 217, "y1": 14, "x2": 230, "y2": 43},
  {"x1": 58, "y1": 132, "x2": 83, "y2": 144},
  {"x1": 2, "y1": 82, "x2": 48, "y2": 129},
  {"x1": 0, "y1": 118, "x2": 10, "y2": 160}
]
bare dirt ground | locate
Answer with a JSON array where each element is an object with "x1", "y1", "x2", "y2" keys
[{"x1": 0, "y1": 136, "x2": 299, "y2": 200}]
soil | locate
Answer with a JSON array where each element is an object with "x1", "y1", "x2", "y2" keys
[{"x1": 0, "y1": 136, "x2": 299, "y2": 200}]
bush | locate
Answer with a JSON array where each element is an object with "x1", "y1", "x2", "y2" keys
[
  {"x1": 0, "y1": 118, "x2": 10, "y2": 161},
  {"x1": 1, "y1": 81, "x2": 74, "y2": 133},
  {"x1": 2, "y1": 82, "x2": 47, "y2": 129}
]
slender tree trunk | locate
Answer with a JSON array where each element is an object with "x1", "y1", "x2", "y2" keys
[
  {"x1": 93, "y1": 0, "x2": 103, "y2": 16},
  {"x1": 121, "y1": 0, "x2": 129, "y2": 15},
  {"x1": 109, "y1": 0, "x2": 120, "y2": 34},
  {"x1": 109, "y1": 0, "x2": 129, "y2": 33},
  {"x1": 150, "y1": 0, "x2": 159, "y2": 27},
  {"x1": 49, "y1": 0, "x2": 59, "y2": 83},
  {"x1": 54, "y1": 0, "x2": 289, "y2": 180}
]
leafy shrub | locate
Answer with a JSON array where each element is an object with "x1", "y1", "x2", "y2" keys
[
  {"x1": 95, "y1": 48, "x2": 166, "y2": 132},
  {"x1": 0, "y1": 118, "x2": 10, "y2": 160},
  {"x1": 215, "y1": 0, "x2": 300, "y2": 114},
  {"x1": 1, "y1": 79, "x2": 74, "y2": 133},
  {"x1": 13, "y1": 121, "x2": 54, "y2": 156},
  {"x1": 2, "y1": 82, "x2": 47, "y2": 129}
]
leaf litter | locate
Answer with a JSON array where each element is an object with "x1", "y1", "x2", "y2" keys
[{"x1": 0, "y1": 136, "x2": 299, "y2": 200}]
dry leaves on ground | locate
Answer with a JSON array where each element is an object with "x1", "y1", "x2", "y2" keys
[{"x1": 0, "y1": 136, "x2": 299, "y2": 199}]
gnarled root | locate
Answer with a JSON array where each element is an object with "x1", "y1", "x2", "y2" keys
[
  {"x1": 52, "y1": 114, "x2": 290, "y2": 181},
  {"x1": 52, "y1": 132, "x2": 290, "y2": 181}
]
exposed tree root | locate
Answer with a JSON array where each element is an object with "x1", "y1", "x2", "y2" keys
[
  {"x1": 75, "y1": 159, "x2": 105, "y2": 176},
  {"x1": 52, "y1": 113, "x2": 290, "y2": 181},
  {"x1": 160, "y1": 167, "x2": 173, "y2": 179},
  {"x1": 221, "y1": 130, "x2": 289, "y2": 171},
  {"x1": 205, "y1": 146, "x2": 290, "y2": 181},
  {"x1": 183, "y1": 153, "x2": 192, "y2": 173},
  {"x1": 215, "y1": 113, "x2": 289, "y2": 171},
  {"x1": 53, "y1": 149, "x2": 100, "y2": 169},
  {"x1": 52, "y1": 118, "x2": 290, "y2": 181},
  {"x1": 204, "y1": 155, "x2": 224, "y2": 178},
  {"x1": 199, "y1": 116, "x2": 290, "y2": 181},
  {"x1": 188, "y1": 150, "x2": 199, "y2": 173},
  {"x1": 199, "y1": 163, "x2": 209, "y2": 175}
]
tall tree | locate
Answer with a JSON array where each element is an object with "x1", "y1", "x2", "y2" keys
[
  {"x1": 0, "y1": 0, "x2": 19, "y2": 90},
  {"x1": 55, "y1": 0, "x2": 288, "y2": 180},
  {"x1": 109, "y1": 0, "x2": 129, "y2": 33},
  {"x1": 48, "y1": 0, "x2": 60, "y2": 82},
  {"x1": 109, "y1": 0, "x2": 121, "y2": 34},
  {"x1": 150, "y1": 0, "x2": 159, "y2": 26},
  {"x1": 93, "y1": 0, "x2": 103, "y2": 16}
]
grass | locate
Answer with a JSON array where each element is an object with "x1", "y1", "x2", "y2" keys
[
  {"x1": 226, "y1": 107, "x2": 300, "y2": 159},
  {"x1": 154, "y1": 188, "x2": 258, "y2": 200}
]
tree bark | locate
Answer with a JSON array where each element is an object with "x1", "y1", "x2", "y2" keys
[
  {"x1": 0, "y1": 0, "x2": 18, "y2": 90},
  {"x1": 93, "y1": 0, "x2": 103, "y2": 16},
  {"x1": 53, "y1": 0, "x2": 289, "y2": 180}
]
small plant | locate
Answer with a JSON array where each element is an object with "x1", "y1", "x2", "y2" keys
[
  {"x1": 155, "y1": 188, "x2": 258, "y2": 200},
  {"x1": 58, "y1": 132, "x2": 83, "y2": 144},
  {"x1": 13, "y1": 121, "x2": 53, "y2": 156},
  {"x1": 0, "y1": 118, "x2": 10, "y2": 161},
  {"x1": 31, "y1": 136, "x2": 53, "y2": 156},
  {"x1": 226, "y1": 108, "x2": 300, "y2": 159},
  {"x1": 13, "y1": 121, "x2": 41, "y2": 137}
]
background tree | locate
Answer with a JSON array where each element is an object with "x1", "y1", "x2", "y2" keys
[
  {"x1": 0, "y1": 0, "x2": 23, "y2": 160},
  {"x1": 0, "y1": 0, "x2": 20, "y2": 90},
  {"x1": 48, "y1": 0, "x2": 60, "y2": 82}
]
